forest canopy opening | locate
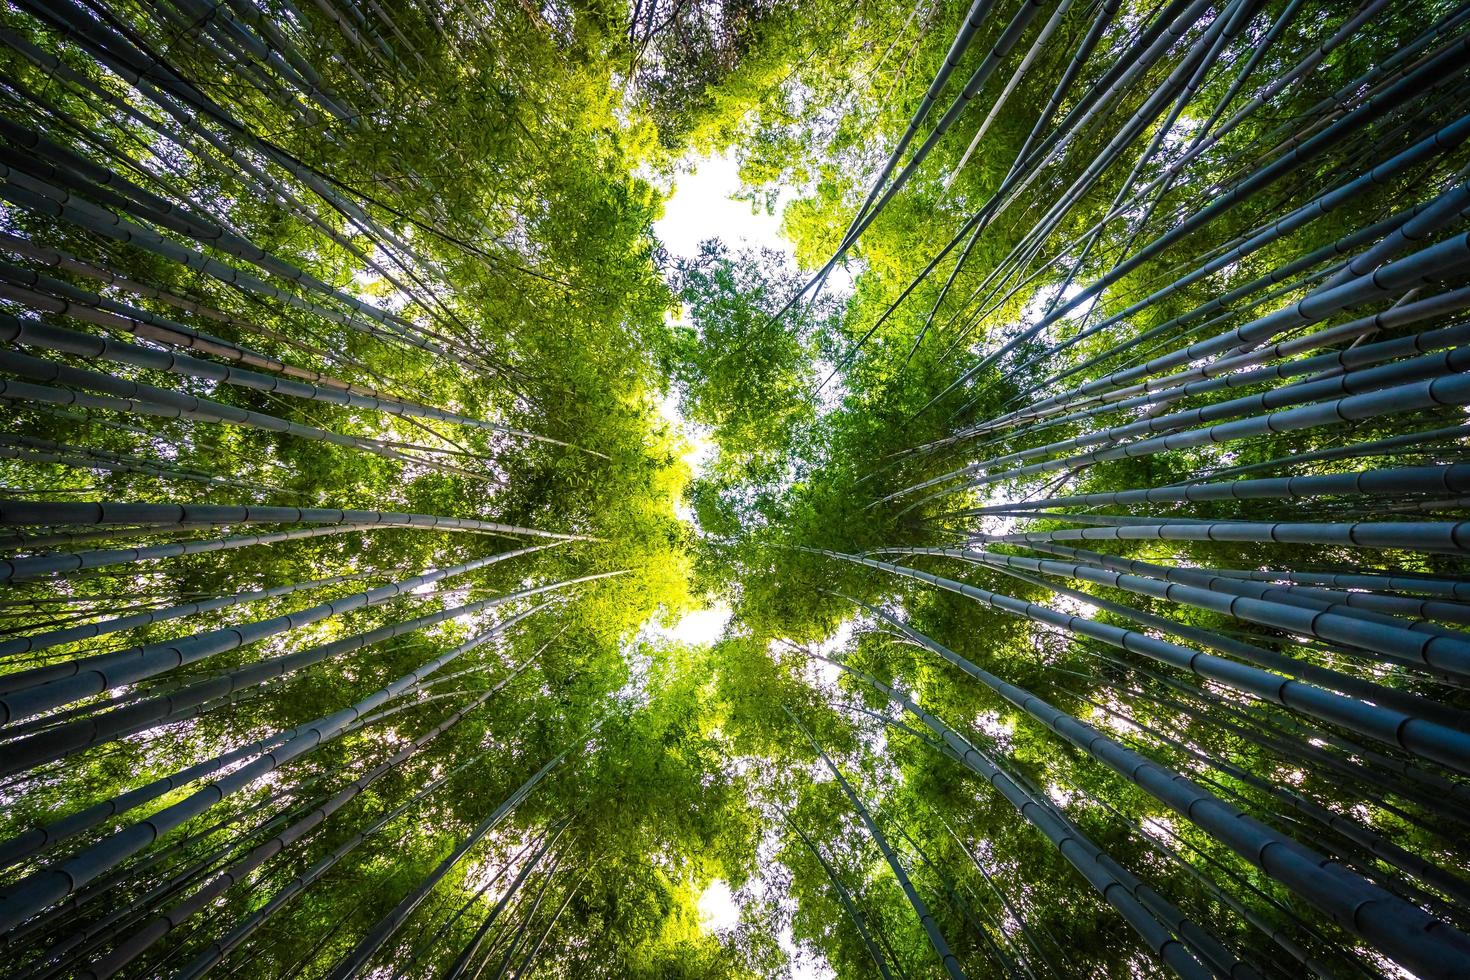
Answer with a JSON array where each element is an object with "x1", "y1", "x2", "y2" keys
[{"x1": 2, "y1": 0, "x2": 1470, "y2": 978}]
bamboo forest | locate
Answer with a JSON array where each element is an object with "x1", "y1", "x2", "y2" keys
[{"x1": 6, "y1": 0, "x2": 1470, "y2": 977}]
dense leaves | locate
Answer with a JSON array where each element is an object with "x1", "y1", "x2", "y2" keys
[{"x1": 3, "y1": 0, "x2": 1470, "y2": 978}]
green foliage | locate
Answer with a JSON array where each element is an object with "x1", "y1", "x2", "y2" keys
[{"x1": 3, "y1": 1, "x2": 1470, "y2": 978}]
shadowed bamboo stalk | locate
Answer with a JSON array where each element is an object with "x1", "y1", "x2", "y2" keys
[
  {"x1": 0, "y1": 569, "x2": 384, "y2": 659},
  {"x1": 819, "y1": 548, "x2": 1470, "y2": 770},
  {"x1": 779, "y1": 807, "x2": 899, "y2": 980},
  {"x1": 74, "y1": 653, "x2": 535, "y2": 980},
  {"x1": 0, "y1": 545, "x2": 565, "y2": 767},
  {"x1": 322, "y1": 720, "x2": 600, "y2": 980},
  {"x1": 170, "y1": 745, "x2": 513, "y2": 980},
  {"x1": 826, "y1": 593, "x2": 1470, "y2": 977},
  {"x1": 783, "y1": 704, "x2": 969, "y2": 980},
  {"x1": 0, "y1": 599, "x2": 562, "y2": 933},
  {"x1": 0, "y1": 499, "x2": 595, "y2": 539},
  {"x1": 796, "y1": 646, "x2": 1215, "y2": 979}
]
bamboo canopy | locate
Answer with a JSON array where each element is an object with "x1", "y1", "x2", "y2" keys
[{"x1": 2, "y1": 0, "x2": 1469, "y2": 977}]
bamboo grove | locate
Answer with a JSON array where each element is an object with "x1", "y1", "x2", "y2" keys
[{"x1": 1, "y1": 0, "x2": 1469, "y2": 978}]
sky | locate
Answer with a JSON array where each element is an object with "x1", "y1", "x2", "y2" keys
[
  {"x1": 645, "y1": 153, "x2": 850, "y2": 654},
  {"x1": 647, "y1": 151, "x2": 789, "y2": 650},
  {"x1": 655, "y1": 151, "x2": 795, "y2": 263},
  {"x1": 654, "y1": 156, "x2": 838, "y2": 980},
  {"x1": 649, "y1": 146, "x2": 854, "y2": 551},
  {"x1": 698, "y1": 878, "x2": 835, "y2": 980},
  {"x1": 646, "y1": 603, "x2": 733, "y2": 645}
]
